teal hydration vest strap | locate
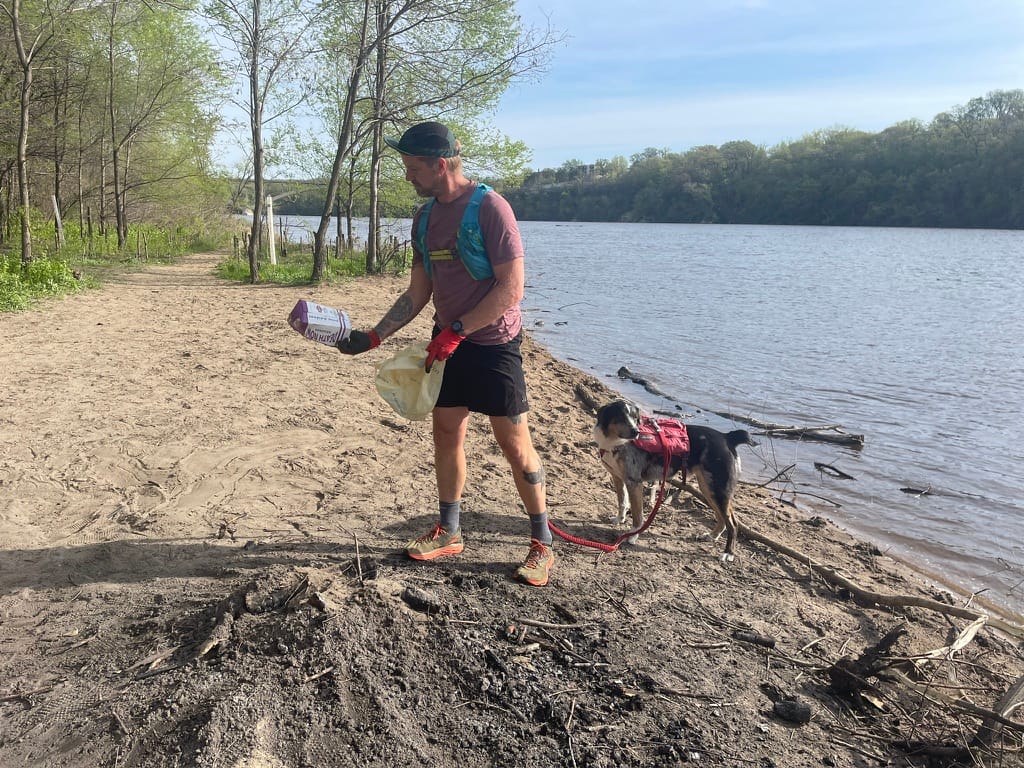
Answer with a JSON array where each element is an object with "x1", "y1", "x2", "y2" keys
[{"x1": 417, "y1": 183, "x2": 494, "y2": 280}]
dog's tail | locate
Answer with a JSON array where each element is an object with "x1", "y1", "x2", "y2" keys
[{"x1": 727, "y1": 429, "x2": 757, "y2": 449}]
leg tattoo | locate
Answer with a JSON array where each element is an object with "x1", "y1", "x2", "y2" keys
[{"x1": 524, "y1": 466, "x2": 546, "y2": 485}]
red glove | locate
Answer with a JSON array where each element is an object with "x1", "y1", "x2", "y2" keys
[{"x1": 425, "y1": 327, "x2": 465, "y2": 372}]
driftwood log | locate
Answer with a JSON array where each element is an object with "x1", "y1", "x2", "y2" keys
[
  {"x1": 814, "y1": 461, "x2": 856, "y2": 480},
  {"x1": 973, "y1": 672, "x2": 1024, "y2": 750},
  {"x1": 713, "y1": 410, "x2": 865, "y2": 448},
  {"x1": 616, "y1": 366, "x2": 671, "y2": 399},
  {"x1": 607, "y1": 368, "x2": 866, "y2": 448}
]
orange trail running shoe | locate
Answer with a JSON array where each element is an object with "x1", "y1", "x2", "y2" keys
[
  {"x1": 516, "y1": 539, "x2": 555, "y2": 586},
  {"x1": 405, "y1": 524, "x2": 464, "y2": 561}
]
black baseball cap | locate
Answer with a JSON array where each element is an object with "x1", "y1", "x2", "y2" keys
[{"x1": 384, "y1": 121, "x2": 460, "y2": 158}]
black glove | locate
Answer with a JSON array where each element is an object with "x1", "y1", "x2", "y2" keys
[{"x1": 337, "y1": 329, "x2": 381, "y2": 355}]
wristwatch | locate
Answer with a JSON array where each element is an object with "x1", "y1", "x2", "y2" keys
[{"x1": 450, "y1": 320, "x2": 465, "y2": 336}]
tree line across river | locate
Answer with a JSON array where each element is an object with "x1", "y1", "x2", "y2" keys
[{"x1": 267, "y1": 89, "x2": 1024, "y2": 230}]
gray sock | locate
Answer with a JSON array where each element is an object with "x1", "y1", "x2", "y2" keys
[
  {"x1": 529, "y1": 511, "x2": 552, "y2": 545},
  {"x1": 439, "y1": 500, "x2": 460, "y2": 532}
]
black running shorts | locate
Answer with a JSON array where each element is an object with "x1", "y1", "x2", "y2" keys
[{"x1": 434, "y1": 331, "x2": 530, "y2": 417}]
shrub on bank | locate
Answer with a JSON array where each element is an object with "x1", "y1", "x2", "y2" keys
[
  {"x1": 215, "y1": 247, "x2": 372, "y2": 285},
  {"x1": 0, "y1": 214, "x2": 235, "y2": 311}
]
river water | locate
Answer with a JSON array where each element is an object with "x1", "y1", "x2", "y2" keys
[{"x1": 277, "y1": 215, "x2": 1024, "y2": 619}]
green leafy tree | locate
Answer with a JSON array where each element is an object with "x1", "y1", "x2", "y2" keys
[
  {"x1": 1, "y1": 0, "x2": 80, "y2": 265},
  {"x1": 304, "y1": 0, "x2": 558, "y2": 277},
  {"x1": 504, "y1": 90, "x2": 1024, "y2": 229},
  {"x1": 102, "y1": 1, "x2": 223, "y2": 248}
]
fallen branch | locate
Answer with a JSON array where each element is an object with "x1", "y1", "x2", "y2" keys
[
  {"x1": 972, "y1": 673, "x2": 1024, "y2": 751},
  {"x1": 715, "y1": 411, "x2": 865, "y2": 448},
  {"x1": 611, "y1": 367, "x2": 864, "y2": 447},
  {"x1": 908, "y1": 616, "x2": 987, "y2": 662},
  {"x1": 881, "y1": 668, "x2": 1024, "y2": 734},
  {"x1": 752, "y1": 464, "x2": 796, "y2": 489},
  {"x1": 0, "y1": 685, "x2": 54, "y2": 702},
  {"x1": 513, "y1": 617, "x2": 596, "y2": 631},
  {"x1": 828, "y1": 624, "x2": 907, "y2": 695},
  {"x1": 815, "y1": 462, "x2": 856, "y2": 480},
  {"x1": 737, "y1": 522, "x2": 1024, "y2": 640},
  {"x1": 616, "y1": 366, "x2": 670, "y2": 398},
  {"x1": 899, "y1": 486, "x2": 931, "y2": 497}
]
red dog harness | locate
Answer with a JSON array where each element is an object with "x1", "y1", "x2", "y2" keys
[{"x1": 633, "y1": 417, "x2": 690, "y2": 461}]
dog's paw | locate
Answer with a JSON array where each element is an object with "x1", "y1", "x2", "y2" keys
[
  {"x1": 626, "y1": 534, "x2": 639, "y2": 545},
  {"x1": 608, "y1": 512, "x2": 628, "y2": 525},
  {"x1": 719, "y1": 551, "x2": 736, "y2": 564}
]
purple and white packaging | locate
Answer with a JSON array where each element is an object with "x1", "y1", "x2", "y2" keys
[{"x1": 288, "y1": 300, "x2": 351, "y2": 347}]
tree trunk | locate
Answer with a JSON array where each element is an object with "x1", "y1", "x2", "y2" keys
[
  {"x1": 312, "y1": 0, "x2": 372, "y2": 281},
  {"x1": 246, "y1": 0, "x2": 264, "y2": 285},
  {"x1": 367, "y1": 123, "x2": 382, "y2": 273},
  {"x1": 107, "y1": 5, "x2": 128, "y2": 249},
  {"x1": 11, "y1": 0, "x2": 34, "y2": 266},
  {"x1": 366, "y1": 1, "x2": 389, "y2": 274}
]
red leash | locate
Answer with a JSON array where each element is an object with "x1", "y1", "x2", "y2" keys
[{"x1": 548, "y1": 420, "x2": 677, "y2": 553}]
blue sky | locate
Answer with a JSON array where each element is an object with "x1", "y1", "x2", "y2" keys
[{"x1": 497, "y1": 0, "x2": 1024, "y2": 170}]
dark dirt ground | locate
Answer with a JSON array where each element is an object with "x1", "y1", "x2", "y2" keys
[{"x1": 1, "y1": 253, "x2": 1022, "y2": 768}]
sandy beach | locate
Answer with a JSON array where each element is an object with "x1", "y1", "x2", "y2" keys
[{"x1": 1, "y1": 252, "x2": 1021, "y2": 767}]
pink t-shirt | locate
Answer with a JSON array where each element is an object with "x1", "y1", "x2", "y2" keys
[{"x1": 412, "y1": 184, "x2": 524, "y2": 345}]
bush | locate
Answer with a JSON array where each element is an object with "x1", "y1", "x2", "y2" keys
[
  {"x1": 215, "y1": 248, "x2": 374, "y2": 285},
  {"x1": 0, "y1": 208, "x2": 236, "y2": 311},
  {"x1": 0, "y1": 254, "x2": 82, "y2": 311}
]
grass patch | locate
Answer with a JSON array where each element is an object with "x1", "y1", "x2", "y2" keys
[
  {"x1": 0, "y1": 254, "x2": 86, "y2": 311},
  {"x1": 1, "y1": 215, "x2": 235, "y2": 312},
  {"x1": 215, "y1": 246, "x2": 408, "y2": 285}
]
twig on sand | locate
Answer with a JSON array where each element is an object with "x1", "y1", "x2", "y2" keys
[
  {"x1": 1, "y1": 685, "x2": 54, "y2": 703},
  {"x1": 513, "y1": 618, "x2": 596, "y2": 631}
]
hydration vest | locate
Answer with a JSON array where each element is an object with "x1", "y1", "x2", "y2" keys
[
  {"x1": 417, "y1": 183, "x2": 494, "y2": 280},
  {"x1": 632, "y1": 417, "x2": 690, "y2": 459}
]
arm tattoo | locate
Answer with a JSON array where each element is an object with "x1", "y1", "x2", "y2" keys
[{"x1": 375, "y1": 295, "x2": 415, "y2": 338}]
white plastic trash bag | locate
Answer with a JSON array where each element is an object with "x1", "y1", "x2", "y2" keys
[{"x1": 374, "y1": 342, "x2": 445, "y2": 421}]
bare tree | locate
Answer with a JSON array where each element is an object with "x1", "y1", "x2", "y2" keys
[
  {"x1": 204, "y1": 0, "x2": 326, "y2": 283},
  {"x1": 308, "y1": 0, "x2": 372, "y2": 281}
]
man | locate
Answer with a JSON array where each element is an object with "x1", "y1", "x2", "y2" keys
[{"x1": 338, "y1": 121, "x2": 554, "y2": 587}]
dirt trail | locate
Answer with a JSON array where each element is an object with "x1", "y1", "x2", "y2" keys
[{"x1": 1, "y1": 252, "x2": 1021, "y2": 767}]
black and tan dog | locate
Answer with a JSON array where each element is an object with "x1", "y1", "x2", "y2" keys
[{"x1": 593, "y1": 399, "x2": 755, "y2": 561}]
